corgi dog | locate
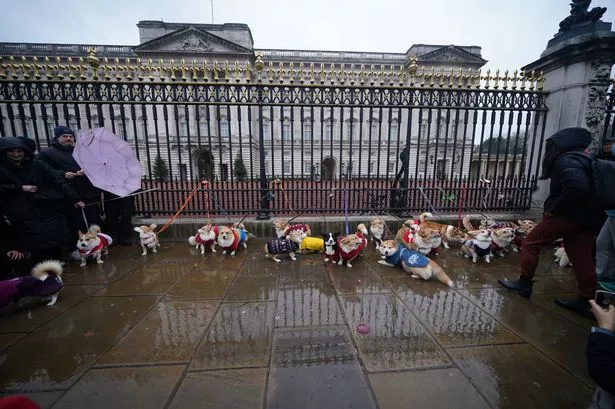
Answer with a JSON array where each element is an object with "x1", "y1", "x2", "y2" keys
[
  {"x1": 134, "y1": 224, "x2": 160, "y2": 256},
  {"x1": 272, "y1": 219, "x2": 312, "y2": 238},
  {"x1": 188, "y1": 224, "x2": 218, "y2": 255},
  {"x1": 377, "y1": 240, "x2": 453, "y2": 287},
  {"x1": 77, "y1": 225, "x2": 112, "y2": 267},
  {"x1": 554, "y1": 245, "x2": 571, "y2": 267},
  {"x1": 490, "y1": 227, "x2": 516, "y2": 257},
  {"x1": 397, "y1": 225, "x2": 438, "y2": 256},
  {"x1": 217, "y1": 225, "x2": 249, "y2": 255},
  {"x1": 0, "y1": 260, "x2": 64, "y2": 308},
  {"x1": 461, "y1": 229, "x2": 493, "y2": 263},
  {"x1": 369, "y1": 218, "x2": 387, "y2": 249},
  {"x1": 322, "y1": 232, "x2": 340, "y2": 262},
  {"x1": 417, "y1": 212, "x2": 467, "y2": 249},
  {"x1": 330, "y1": 234, "x2": 367, "y2": 268},
  {"x1": 264, "y1": 230, "x2": 307, "y2": 262},
  {"x1": 510, "y1": 220, "x2": 536, "y2": 252}
]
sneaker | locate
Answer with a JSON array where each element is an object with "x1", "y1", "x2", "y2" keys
[
  {"x1": 598, "y1": 280, "x2": 615, "y2": 292},
  {"x1": 554, "y1": 297, "x2": 595, "y2": 320},
  {"x1": 497, "y1": 277, "x2": 534, "y2": 298}
]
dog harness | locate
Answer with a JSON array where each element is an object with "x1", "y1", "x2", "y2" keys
[
  {"x1": 267, "y1": 238, "x2": 299, "y2": 255},
  {"x1": 195, "y1": 226, "x2": 218, "y2": 247},
  {"x1": 221, "y1": 229, "x2": 248, "y2": 251},
  {"x1": 384, "y1": 247, "x2": 430, "y2": 268},
  {"x1": 300, "y1": 236, "x2": 324, "y2": 253},
  {"x1": 465, "y1": 239, "x2": 491, "y2": 257},
  {"x1": 79, "y1": 233, "x2": 112, "y2": 256}
]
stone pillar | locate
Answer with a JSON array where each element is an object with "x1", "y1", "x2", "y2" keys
[{"x1": 522, "y1": 1, "x2": 615, "y2": 213}]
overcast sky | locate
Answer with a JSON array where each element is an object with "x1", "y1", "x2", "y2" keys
[{"x1": 0, "y1": 0, "x2": 613, "y2": 71}]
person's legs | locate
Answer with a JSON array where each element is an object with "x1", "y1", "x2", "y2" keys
[
  {"x1": 597, "y1": 218, "x2": 615, "y2": 289},
  {"x1": 562, "y1": 229, "x2": 596, "y2": 298},
  {"x1": 499, "y1": 213, "x2": 586, "y2": 297}
]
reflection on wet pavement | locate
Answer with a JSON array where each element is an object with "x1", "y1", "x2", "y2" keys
[{"x1": 0, "y1": 240, "x2": 595, "y2": 407}]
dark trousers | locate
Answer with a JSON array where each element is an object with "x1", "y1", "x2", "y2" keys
[
  {"x1": 104, "y1": 196, "x2": 134, "y2": 244},
  {"x1": 520, "y1": 213, "x2": 596, "y2": 298}
]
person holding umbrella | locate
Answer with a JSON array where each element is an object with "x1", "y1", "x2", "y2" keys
[{"x1": 38, "y1": 126, "x2": 101, "y2": 257}]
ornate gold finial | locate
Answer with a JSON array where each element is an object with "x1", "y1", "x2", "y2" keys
[
  {"x1": 254, "y1": 52, "x2": 264, "y2": 71},
  {"x1": 408, "y1": 55, "x2": 418, "y2": 76},
  {"x1": 537, "y1": 71, "x2": 545, "y2": 91},
  {"x1": 87, "y1": 47, "x2": 100, "y2": 69}
]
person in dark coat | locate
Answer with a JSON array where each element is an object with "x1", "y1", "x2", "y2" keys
[
  {"x1": 37, "y1": 126, "x2": 101, "y2": 248},
  {"x1": 587, "y1": 299, "x2": 615, "y2": 408},
  {"x1": 499, "y1": 127, "x2": 605, "y2": 319},
  {"x1": 102, "y1": 193, "x2": 135, "y2": 245},
  {"x1": 0, "y1": 137, "x2": 85, "y2": 263},
  {"x1": 0, "y1": 214, "x2": 32, "y2": 278}
]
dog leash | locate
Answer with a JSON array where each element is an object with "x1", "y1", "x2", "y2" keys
[
  {"x1": 80, "y1": 207, "x2": 89, "y2": 230},
  {"x1": 158, "y1": 181, "x2": 206, "y2": 235},
  {"x1": 418, "y1": 187, "x2": 436, "y2": 214}
]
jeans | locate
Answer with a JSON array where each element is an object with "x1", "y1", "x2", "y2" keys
[
  {"x1": 596, "y1": 218, "x2": 615, "y2": 284},
  {"x1": 520, "y1": 213, "x2": 596, "y2": 298}
]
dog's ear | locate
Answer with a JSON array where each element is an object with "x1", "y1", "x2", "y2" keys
[
  {"x1": 134, "y1": 227, "x2": 143, "y2": 233},
  {"x1": 149, "y1": 224, "x2": 157, "y2": 230},
  {"x1": 78, "y1": 230, "x2": 85, "y2": 237}
]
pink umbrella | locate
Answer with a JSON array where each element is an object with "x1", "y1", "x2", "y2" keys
[{"x1": 73, "y1": 127, "x2": 142, "y2": 197}]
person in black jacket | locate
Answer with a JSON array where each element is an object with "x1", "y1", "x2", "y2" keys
[
  {"x1": 0, "y1": 137, "x2": 85, "y2": 263},
  {"x1": 37, "y1": 126, "x2": 100, "y2": 250},
  {"x1": 499, "y1": 127, "x2": 606, "y2": 318},
  {"x1": 587, "y1": 299, "x2": 615, "y2": 408},
  {"x1": 102, "y1": 193, "x2": 135, "y2": 245}
]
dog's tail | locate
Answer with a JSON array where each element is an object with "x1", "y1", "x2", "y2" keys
[
  {"x1": 429, "y1": 259, "x2": 454, "y2": 288},
  {"x1": 462, "y1": 215, "x2": 476, "y2": 232},
  {"x1": 88, "y1": 224, "x2": 102, "y2": 234},
  {"x1": 419, "y1": 212, "x2": 433, "y2": 223},
  {"x1": 188, "y1": 236, "x2": 197, "y2": 246},
  {"x1": 31, "y1": 260, "x2": 63, "y2": 280}
]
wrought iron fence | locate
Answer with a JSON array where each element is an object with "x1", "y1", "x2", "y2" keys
[{"x1": 0, "y1": 53, "x2": 548, "y2": 217}]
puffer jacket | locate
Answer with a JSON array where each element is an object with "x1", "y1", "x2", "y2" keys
[
  {"x1": 0, "y1": 137, "x2": 80, "y2": 250},
  {"x1": 542, "y1": 127, "x2": 605, "y2": 230},
  {"x1": 38, "y1": 139, "x2": 99, "y2": 200}
]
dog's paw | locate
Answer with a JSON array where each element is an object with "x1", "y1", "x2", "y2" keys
[
  {"x1": 443, "y1": 243, "x2": 450, "y2": 249},
  {"x1": 472, "y1": 257, "x2": 477, "y2": 263},
  {"x1": 222, "y1": 250, "x2": 227, "y2": 255},
  {"x1": 485, "y1": 257, "x2": 491, "y2": 264},
  {"x1": 212, "y1": 249, "x2": 217, "y2": 253},
  {"x1": 346, "y1": 263, "x2": 352, "y2": 268},
  {"x1": 79, "y1": 263, "x2": 86, "y2": 267},
  {"x1": 337, "y1": 260, "x2": 343, "y2": 266},
  {"x1": 324, "y1": 257, "x2": 329, "y2": 262},
  {"x1": 231, "y1": 251, "x2": 236, "y2": 256},
  {"x1": 274, "y1": 258, "x2": 281, "y2": 263},
  {"x1": 377, "y1": 260, "x2": 387, "y2": 265},
  {"x1": 46, "y1": 293, "x2": 59, "y2": 306},
  {"x1": 141, "y1": 252, "x2": 147, "y2": 256},
  {"x1": 97, "y1": 260, "x2": 104, "y2": 264},
  {"x1": 290, "y1": 256, "x2": 297, "y2": 261}
]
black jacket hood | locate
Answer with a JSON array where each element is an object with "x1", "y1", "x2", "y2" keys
[
  {"x1": 547, "y1": 127, "x2": 592, "y2": 153},
  {"x1": 0, "y1": 137, "x2": 34, "y2": 157}
]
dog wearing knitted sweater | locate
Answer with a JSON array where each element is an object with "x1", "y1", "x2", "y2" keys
[{"x1": 188, "y1": 224, "x2": 218, "y2": 255}]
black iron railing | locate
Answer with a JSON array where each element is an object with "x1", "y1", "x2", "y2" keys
[{"x1": 0, "y1": 56, "x2": 548, "y2": 217}]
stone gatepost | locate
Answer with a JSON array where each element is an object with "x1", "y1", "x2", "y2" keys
[{"x1": 522, "y1": 1, "x2": 615, "y2": 214}]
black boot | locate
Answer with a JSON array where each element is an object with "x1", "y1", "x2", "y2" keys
[
  {"x1": 498, "y1": 277, "x2": 534, "y2": 298},
  {"x1": 554, "y1": 297, "x2": 594, "y2": 320}
]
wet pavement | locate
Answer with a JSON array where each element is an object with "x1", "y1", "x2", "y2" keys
[{"x1": 0, "y1": 239, "x2": 596, "y2": 408}]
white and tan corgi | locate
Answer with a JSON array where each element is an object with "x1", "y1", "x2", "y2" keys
[
  {"x1": 272, "y1": 219, "x2": 312, "y2": 238},
  {"x1": 330, "y1": 234, "x2": 367, "y2": 268},
  {"x1": 77, "y1": 225, "x2": 112, "y2": 267},
  {"x1": 217, "y1": 225, "x2": 249, "y2": 255},
  {"x1": 188, "y1": 224, "x2": 218, "y2": 255},
  {"x1": 134, "y1": 224, "x2": 160, "y2": 256},
  {"x1": 461, "y1": 229, "x2": 493, "y2": 263},
  {"x1": 377, "y1": 240, "x2": 453, "y2": 287},
  {"x1": 264, "y1": 230, "x2": 307, "y2": 262},
  {"x1": 417, "y1": 212, "x2": 467, "y2": 249},
  {"x1": 490, "y1": 227, "x2": 515, "y2": 257},
  {"x1": 369, "y1": 218, "x2": 386, "y2": 249},
  {"x1": 397, "y1": 225, "x2": 438, "y2": 256}
]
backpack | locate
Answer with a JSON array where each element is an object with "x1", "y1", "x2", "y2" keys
[{"x1": 567, "y1": 152, "x2": 615, "y2": 210}]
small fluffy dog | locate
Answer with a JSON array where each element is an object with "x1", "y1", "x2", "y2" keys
[
  {"x1": 272, "y1": 219, "x2": 312, "y2": 238},
  {"x1": 417, "y1": 213, "x2": 467, "y2": 249},
  {"x1": 330, "y1": 234, "x2": 368, "y2": 268},
  {"x1": 490, "y1": 227, "x2": 515, "y2": 257},
  {"x1": 188, "y1": 224, "x2": 218, "y2": 255},
  {"x1": 0, "y1": 260, "x2": 64, "y2": 308},
  {"x1": 322, "y1": 232, "x2": 340, "y2": 262},
  {"x1": 377, "y1": 240, "x2": 453, "y2": 287},
  {"x1": 217, "y1": 225, "x2": 249, "y2": 255},
  {"x1": 264, "y1": 230, "x2": 307, "y2": 262},
  {"x1": 134, "y1": 224, "x2": 160, "y2": 256},
  {"x1": 461, "y1": 229, "x2": 493, "y2": 263},
  {"x1": 554, "y1": 245, "x2": 571, "y2": 267},
  {"x1": 397, "y1": 225, "x2": 438, "y2": 256},
  {"x1": 77, "y1": 225, "x2": 112, "y2": 267}
]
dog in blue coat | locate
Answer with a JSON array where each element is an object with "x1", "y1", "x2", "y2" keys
[{"x1": 377, "y1": 240, "x2": 453, "y2": 287}]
